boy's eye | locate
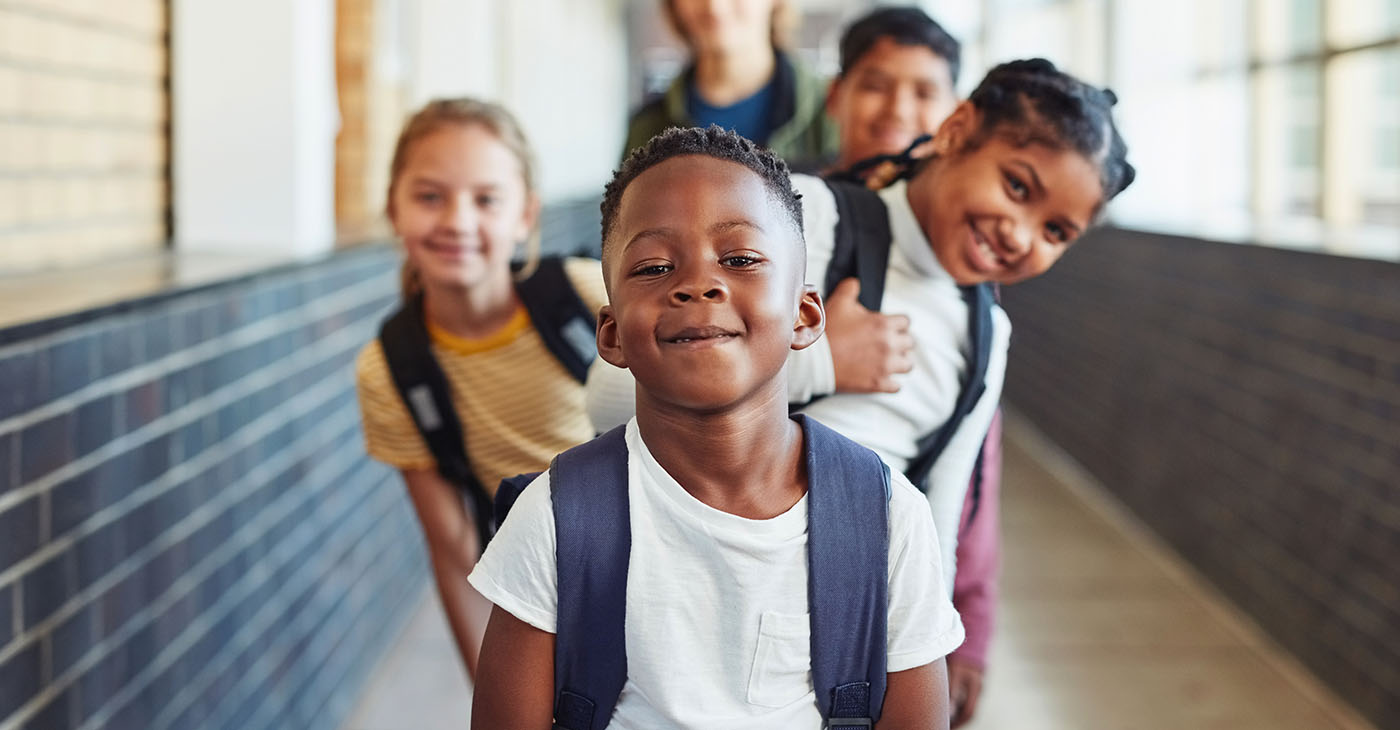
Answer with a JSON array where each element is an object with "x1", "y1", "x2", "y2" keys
[
  {"x1": 1003, "y1": 172, "x2": 1029, "y2": 201},
  {"x1": 1045, "y1": 222, "x2": 1069, "y2": 243},
  {"x1": 631, "y1": 262, "x2": 672, "y2": 277},
  {"x1": 414, "y1": 191, "x2": 442, "y2": 204},
  {"x1": 721, "y1": 254, "x2": 761, "y2": 268},
  {"x1": 477, "y1": 195, "x2": 499, "y2": 208},
  {"x1": 857, "y1": 77, "x2": 890, "y2": 94}
]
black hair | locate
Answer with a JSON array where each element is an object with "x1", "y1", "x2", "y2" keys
[
  {"x1": 599, "y1": 125, "x2": 804, "y2": 262},
  {"x1": 963, "y1": 58, "x2": 1135, "y2": 202},
  {"x1": 839, "y1": 6, "x2": 961, "y2": 85}
]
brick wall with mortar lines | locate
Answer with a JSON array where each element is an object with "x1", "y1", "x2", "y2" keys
[
  {"x1": 0, "y1": 1, "x2": 168, "y2": 272},
  {"x1": 1000, "y1": 227, "x2": 1400, "y2": 730},
  {"x1": 0, "y1": 245, "x2": 429, "y2": 730}
]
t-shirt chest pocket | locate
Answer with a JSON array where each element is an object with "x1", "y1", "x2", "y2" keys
[{"x1": 746, "y1": 610, "x2": 814, "y2": 708}]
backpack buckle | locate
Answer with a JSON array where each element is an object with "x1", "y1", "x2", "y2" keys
[{"x1": 827, "y1": 719, "x2": 873, "y2": 728}]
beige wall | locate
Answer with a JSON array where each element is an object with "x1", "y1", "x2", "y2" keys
[{"x1": 0, "y1": 1, "x2": 169, "y2": 273}]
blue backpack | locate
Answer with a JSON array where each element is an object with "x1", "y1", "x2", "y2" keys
[{"x1": 497, "y1": 414, "x2": 893, "y2": 729}]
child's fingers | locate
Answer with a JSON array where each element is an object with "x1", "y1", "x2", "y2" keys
[
  {"x1": 892, "y1": 331, "x2": 915, "y2": 358},
  {"x1": 829, "y1": 277, "x2": 864, "y2": 307},
  {"x1": 885, "y1": 312, "x2": 911, "y2": 334}
]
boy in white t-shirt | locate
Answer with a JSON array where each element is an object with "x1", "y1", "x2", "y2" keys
[
  {"x1": 587, "y1": 60, "x2": 1136, "y2": 598},
  {"x1": 468, "y1": 126, "x2": 964, "y2": 729}
]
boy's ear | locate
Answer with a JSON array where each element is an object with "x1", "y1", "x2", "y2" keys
[
  {"x1": 790, "y1": 285, "x2": 825, "y2": 351},
  {"x1": 932, "y1": 101, "x2": 979, "y2": 157},
  {"x1": 596, "y1": 304, "x2": 628, "y2": 368}
]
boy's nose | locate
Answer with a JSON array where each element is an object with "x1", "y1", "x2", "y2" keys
[
  {"x1": 670, "y1": 275, "x2": 728, "y2": 304},
  {"x1": 888, "y1": 86, "x2": 916, "y2": 121}
]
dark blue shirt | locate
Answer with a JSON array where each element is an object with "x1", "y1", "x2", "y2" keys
[{"x1": 687, "y1": 76, "x2": 776, "y2": 145}]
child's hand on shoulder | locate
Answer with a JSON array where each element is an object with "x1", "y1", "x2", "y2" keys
[{"x1": 826, "y1": 277, "x2": 915, "y2": 394}]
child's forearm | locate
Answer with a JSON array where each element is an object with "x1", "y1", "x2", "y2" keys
[
  {"x1": 473, "y1": 605, "x2": 557, "y2": 729},
  {"x1": 400, "y1": 469, "x2": 488, "y2": 680},
  {"x1": 428, "y1": 555, "x2": 489, "y2": 679},
  {"x1": 877, "y1": 659, "x2": 951, "y2": 730}
]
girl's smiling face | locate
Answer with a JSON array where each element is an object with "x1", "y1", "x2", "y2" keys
[
  {"x1": 389, "y1": 123, "x2": 536, "y2": 293},
  {"x1": 908, "y1": 104, "x2": 1104, "y2": 286}
]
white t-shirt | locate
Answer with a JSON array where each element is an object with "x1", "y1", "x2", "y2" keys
[
  {"x1": 469, "y1": 419, "x2": 964, "y2": 730},
  {"x1": 792, "y1": 176, "x2": 1010, "y2": 581},
  {"x1": 585, "y1": 176, "x2": 1010, "y2": 589}
]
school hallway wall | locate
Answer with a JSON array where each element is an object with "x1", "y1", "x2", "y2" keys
[{"x1": 1001, "y1": 226, "x2": 1400, "y2": 730}]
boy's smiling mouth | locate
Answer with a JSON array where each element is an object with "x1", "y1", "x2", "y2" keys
[{"x1": 660, "y1": 325, "x2": 741, "y2": 346}]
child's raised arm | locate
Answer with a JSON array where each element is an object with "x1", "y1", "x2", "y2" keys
[
  {"x1": 878, "y1": 659, "x2": 952, "y2": 730},
  {"x1": 471, "y1": 605, "x2": 556, "y2": 729}
]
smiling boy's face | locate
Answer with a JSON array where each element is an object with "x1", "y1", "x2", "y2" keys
[
  {"x1": 827, "y1": 36, "x2": 958, "y2": 171},
  {"x1": 598, "y1": 155, "x2": 822, "y2": 412}
]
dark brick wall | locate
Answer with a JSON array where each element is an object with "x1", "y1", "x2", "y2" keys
[
  {"x1": 1002, "y1": 227, "x2": 1400, "y2": 729},
  {"x1": 0, "y1": 243, "x2": 428, "y2": 730}
]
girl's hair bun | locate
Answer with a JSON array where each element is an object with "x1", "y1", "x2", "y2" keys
[
  {"x1": 966, "y1": 58, "x2": 1136, "y2": 202},
  {"x1": 1007, "y1": 58, "x2": 1057, "y2": 75}
]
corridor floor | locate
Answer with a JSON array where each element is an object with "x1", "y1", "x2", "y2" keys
[{"x1": 341, "y1": 414, "x2": 1373, "y2": 730}]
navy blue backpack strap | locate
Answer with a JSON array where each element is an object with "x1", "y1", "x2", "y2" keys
[
  {"x1": 906, "y1": 283, "x2": 996, "y2": 491},
  {"x1": 822, "y1": 180, "x2": 892, "y2": 312},
  {"x1": 549, "y1": 426, "x2": 631, "y2": 730},
  {"x1": 798, "y1": 414, "x2": 890, "y2": 726},
  {"x1": 378, "y1": 294, "x2": 496, "y2": 551},
  {"x1": 515, "y1": 257, "x2": 598, "y2": 383},
  {"x1": 493, "y1": 471, "x2": 539, "y2": 529}
]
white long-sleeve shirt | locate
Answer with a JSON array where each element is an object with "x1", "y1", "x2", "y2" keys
[{"x1": 585, "y1": 175, "x2": 1010, "y2": 589}]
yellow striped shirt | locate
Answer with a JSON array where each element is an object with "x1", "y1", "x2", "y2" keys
[{"x1": 355, "y1": 257, "x2": 608, "y2": 493}]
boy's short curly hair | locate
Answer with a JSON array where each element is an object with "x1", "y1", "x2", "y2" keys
[{"x1": 600, "y1": 126, "x2": 804, "y2": 262}]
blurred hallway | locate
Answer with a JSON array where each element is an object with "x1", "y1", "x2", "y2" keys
[{"x1": 342, "y1": 412, "x2": 1376, "y2": 730}]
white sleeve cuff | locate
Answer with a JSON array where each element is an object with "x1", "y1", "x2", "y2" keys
[
  {"x1": 886, "y1": 613, "x2": 965, "y2": 673},
  {"x1": 468, "y1": 569, "x2": 557, "y2": 634}
]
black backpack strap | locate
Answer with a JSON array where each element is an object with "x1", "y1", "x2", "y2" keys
[
  {"x1": 826, "y1": 133, "x2": 933, "y2": 189},
  {"x1": 549, "y1": 426, "x2": 631, "y2": 730},
  {"x1": 962, "y1": 285, "x2": 1003, "y2": 526},
  {"x1": 799, "y1": 414, "x2": 890, "y2": 726},
  {"x1": 822, "y1": 180, "x2": 893, "y2": 312},
  {"x1": 906, "y1": 283, "x2": 996, "y2": 491},
  {"x1": 378, "y1": 295, "x2": 496, "y2": 551},
  {"x1": 515, "y1": 257, "x2": 598, "y2": 383}
]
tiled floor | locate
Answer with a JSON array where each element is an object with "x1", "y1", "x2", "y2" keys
[
  {"x1": 341, "y1": 414, "x2": 1375, "y2": 730},
  {"x1": 341, "y1": 591, "x2": 473, "y2": 730}
]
